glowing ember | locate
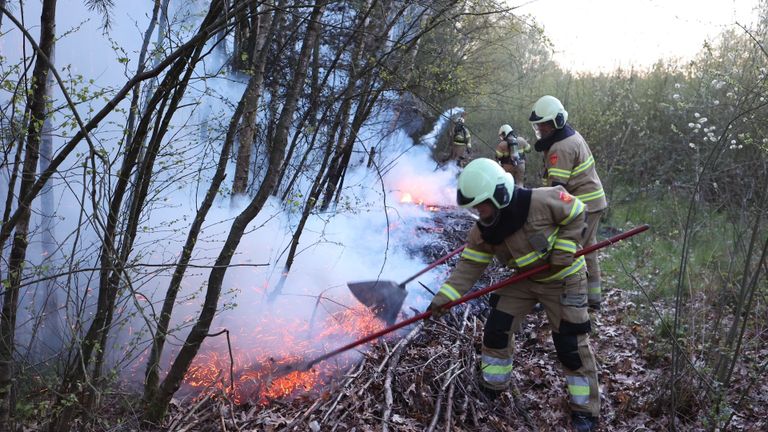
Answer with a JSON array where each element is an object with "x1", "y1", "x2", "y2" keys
[{"x1": 181, "y1": 302, "x2": 387, "y2": 405}]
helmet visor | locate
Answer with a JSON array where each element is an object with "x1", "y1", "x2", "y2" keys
[{"x1": 531, "y1": 123, "x2": 542, "y2": 140}]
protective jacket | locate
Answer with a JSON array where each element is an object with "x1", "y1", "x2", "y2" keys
[
  {"x1": 536, "y1": 125, "x2": 606, "y2": 212},
  {"x1": 453, "y1": 124, "x2": 471, "y2": 147},
  {"x1": 495, "y1": 136, "x2": 530, "y2": 167},
  {"x1": 436, "y1": 186, "x2": 586, "y2": 303}
]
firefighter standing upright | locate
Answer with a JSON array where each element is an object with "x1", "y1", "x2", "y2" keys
[
  {"x1": 495, "y1": 124, "x2": 531, "y2": 186},
  {"x1": 529, "y1": 96, "x2": 607, "y2": 310},
  {"x1": 428, "y1": 158, "x2": 600, "y2": 432},
  {"x1": 451, "y1": 115, "x2": 472, "y2": 167}
]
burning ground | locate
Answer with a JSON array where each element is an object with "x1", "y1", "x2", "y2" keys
[{"x1": 122, "y1": 205, "x2": 767, "y2": 431}]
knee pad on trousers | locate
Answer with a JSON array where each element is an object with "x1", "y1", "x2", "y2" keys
[
  {"x1": 552, "y1": 332, "x2": 583, "y2": 371},
  {"x1": 483, "y1": 308, "x2": 514, "y2": 349},
  {"x1": 559, "y1": 318, "x2": 591, "y2": 335}
]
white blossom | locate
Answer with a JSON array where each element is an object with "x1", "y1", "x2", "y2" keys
[
  {"x1": 731, "y1": 139, "x2": 737, "y2": 144},
  {"x1": 714, "y1": 100, "x2": 719, "y2": 105},
  {"x1": 698, "y1": 117, "x2": 708, "y2": 123},
  {"x1": 695, "y1": 123, "x2": 702, "y2": 129},
  {"x1": 689, "y1": 142, "x2": 696, "y2": 148},
  {"x1": 675, "y1": 83, "x2": 681, "y2": 89},
  {"x1": 688, "y1": 123, "x2": 695, "y2": 128},
  {"x1": 673, "y1": 94, "x2": 681, "y2": 100},
  {"x1": 694, "y1": 112, "x2": 700, "y2": 118},
  {"x1": 738, "y1": 145, "x2": 743, "y2": 149}
]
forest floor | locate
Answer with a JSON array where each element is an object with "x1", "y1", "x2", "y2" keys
[{"x1": 126, "y1": 207, "x2": 767, "y2": 432}]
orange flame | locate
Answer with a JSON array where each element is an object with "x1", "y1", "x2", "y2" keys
[{"x1": 180, "y1": 302, "x2": 387, "y2": 405}]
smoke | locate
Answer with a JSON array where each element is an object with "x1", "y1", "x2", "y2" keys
[{"x1": 1, "y1": 1, "x2": 465, "y2": 398}]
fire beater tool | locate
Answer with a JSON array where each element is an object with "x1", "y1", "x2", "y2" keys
[
  {"x1": 278, "y1": 224, "x2": 650, "y2": 376},
  {"x1": 346, "y1": 244, "x2": 466, "y2": 325}
]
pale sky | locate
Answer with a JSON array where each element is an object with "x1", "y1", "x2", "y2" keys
[{"x1": 514, "y1": 0, "x2": 762, "y2": 73}]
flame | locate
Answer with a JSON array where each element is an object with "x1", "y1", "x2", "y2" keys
[{"x1": 180, "y1": 302, "x2": 386, "y2": 405}]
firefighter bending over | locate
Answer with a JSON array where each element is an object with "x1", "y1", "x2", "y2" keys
[
  {"x1": 428, "y1": 158, "x2": 600, "y2": 432},
  {"x1": 529, "y1": 95, "x2": 607, "y2": 311},
  {"x1": 495, "y1": 124, "x2": 531, "y2": 186}
]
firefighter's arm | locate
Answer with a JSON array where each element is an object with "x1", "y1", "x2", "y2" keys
[
  {"x1": 546, "y1": 144, "x2": 574, "y2": 187},
  {"x1": 429, "y1": 228, "x2": 491, "y2": 316},
  {"x1": 549, "y1": 187, "x2": 586, "y2": 268}
]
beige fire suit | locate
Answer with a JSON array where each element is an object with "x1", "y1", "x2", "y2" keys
[
  {"x1": 452, "y1": 125, "x2": 472, "y2": 167},
  {"x1": 495, "y1": 136, "x2": 531, "y2": 186},
  {"x1": 543, "y1": 130, "x2": 607, "y2": 307},
  {"x1": 433, "y1": 186, "x2": 600, "y2": 418}
]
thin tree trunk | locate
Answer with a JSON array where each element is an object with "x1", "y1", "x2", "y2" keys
[
  {"x1": 232, "y1": 3, "x2": 280, "y2": 195},
  {"x1": 36, "y1": 44, "x2": 61, "y2": 359},
  {"x1": 0, "y1": 0, "x2": 57, "y2": 428},
  {"x1": 144, "y1": 3, "x2": 326, "y2": 422}
]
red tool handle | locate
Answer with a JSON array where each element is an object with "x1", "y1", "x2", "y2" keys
[
  {"x1": 298, "y1": 224, "x2": 649, "y2": 371},
  {"x1": 401, "y1": 244, "x2": 465, "y2": 286}
]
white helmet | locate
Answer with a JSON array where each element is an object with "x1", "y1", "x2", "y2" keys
[
  {"x1": 456, "y1": 158, "x2": 515, "y2": 209},
  {"x1": 498, "y1": 124, "x2": 513, "y2": 137},
  {"x1": 529, "y1": 95, "x2": 568, "y2": 129}
]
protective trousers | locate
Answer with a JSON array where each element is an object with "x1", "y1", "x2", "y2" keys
[
  {"x1": 480, "y1": 273, "x2": 600, "y2": 417},
  {"x1": 583, "y1": 210, "x2": 603, "y2": 307},
  {"x1": 451, "y1": 143, "x2": 468, "y2": 166}
]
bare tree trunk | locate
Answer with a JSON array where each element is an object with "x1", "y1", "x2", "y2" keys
[
  {"x1": 232, "y1": 3, "x2": 281, "y2": 195},
  {"x1": 144, "y1": 2, "x2": 326, "y2": 422},
  {"x1": 36, "y1": 44, "x2": 61, "y2": 359},
  {"x1": 0, "y1": 1, "x2": 57, "y2": 428}
]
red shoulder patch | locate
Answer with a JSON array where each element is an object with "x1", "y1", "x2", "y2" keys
[
  {"x1": 549, "y1": 152, "x2": 558, "y2": 166},
  {"x1": 559, "y1": 191, "x2": 572, "y2": 203}
]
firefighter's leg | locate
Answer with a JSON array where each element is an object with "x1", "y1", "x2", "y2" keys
[
  {"x1": 539, "y1": 274, "x2": 600, "y2": 418},
  {"x1": 480, "y1": 284, "x2": 537, "y2": 395},
  {"x1": 583, "y1": 210, "x2": 603, "y2": 309}
]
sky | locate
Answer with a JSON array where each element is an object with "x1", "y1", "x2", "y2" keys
[{"x1": 515, "y1": 0, "x2": 762, "y2": 73}]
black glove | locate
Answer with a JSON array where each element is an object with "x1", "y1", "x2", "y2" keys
[{"x1": 427, "y1": 292, "x2": 451, "y2": 318}]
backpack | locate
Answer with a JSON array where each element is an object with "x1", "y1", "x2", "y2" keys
[{"x1": 453, "y1": 124, "x2": 467, "y2": 143}]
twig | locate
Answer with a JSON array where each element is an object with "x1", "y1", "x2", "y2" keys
[
  {"x1": 444, "y1": 380, "x2": 456, "y2": 432},
  {"x1": 382, "y1": 321, "x2": 425, "y2": 432},
  {"x1": 426, "y1": 388, "x2": 444, "y2": 432}
]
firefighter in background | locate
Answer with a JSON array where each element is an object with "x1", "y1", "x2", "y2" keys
[
  {"x1": 428, "y1": 158, "x2": 600, "y2": 432},
  {"x1": 451, "y1": 115, "x2": 472, "y2": 167},
  {"x1": 529, "y1": 95, "x2": 607, "y2": 311},
  {"x1": 496, "y1": 124, "x2": 531, "y2": 186}
]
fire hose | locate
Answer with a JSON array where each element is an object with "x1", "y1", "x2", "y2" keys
[{"x1": 279, "y1": 224, "x2": 650, "y2": 375}]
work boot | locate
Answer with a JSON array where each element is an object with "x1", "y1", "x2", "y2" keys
[{"x1": 571, "y1": 412, "x2": 598, "y2": 432}]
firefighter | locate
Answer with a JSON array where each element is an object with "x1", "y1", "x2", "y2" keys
[
  {"x1": 428, "y1": 158, "x2": 600, "y2": 432},
  {"x1": 529, "y1": 95, "x2": 607, "y2": 311},
  {"x1": 451, "y1": 115, "x2": 472, "y2": 167},
  {"x1": 495, "y1": 124, "x2": 531, "y2": 186}
]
